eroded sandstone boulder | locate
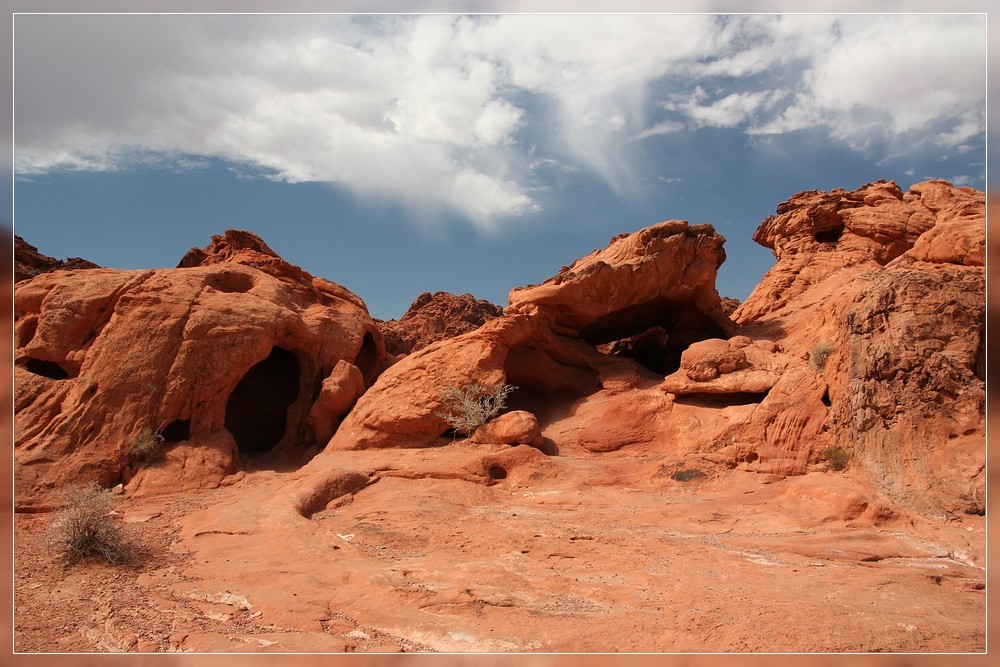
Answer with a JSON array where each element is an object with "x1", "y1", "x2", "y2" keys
[
  {"x1": 469, "y1": 410, "x2": 543, "y2": 448},
  {"x1": 734, "y1": 179, "x2": 984, "y2": 323},
  {"x1": 14, "y1": 231, "x2": 385, "y2": 509}
]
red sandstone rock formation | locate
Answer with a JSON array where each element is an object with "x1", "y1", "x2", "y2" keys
[
  {"x1": 378, "y1": 291, "x2": 504, "y2": 357},
  {"x1": 14, "y1": 235, "x2": 100, "y2": 283},
  {"x1": 315, "y1": 183, "x2": 984, "y2": 518},
  {"x1": 325, "y1": 221, "x2": 732, "y2": 453},
  {"x1": 11, "y1": 188, "x2": 987, "y2": 653},
  {"x1": 508, "y1": 220, "x2": 734, "y2": 342},
  {"x1": 14, "y1": 230, "x2": 385, "y2": 510},
  {"x1": 13, "y1": 182, "x2": 985, "y2": 523},
  {"x1": 733, "y1": 180, "x2": 986, "y2": 516}
]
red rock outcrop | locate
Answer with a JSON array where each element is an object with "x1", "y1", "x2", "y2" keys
[
  {"x1": 14, "y1": 235, "x2": 100, "y2": 283},
  {"x1": 324, "y1": 221, "x2": 733, "y2": 453},
  {"x1": 508, "y1": 220, "x2": 735, "y2": 346},
  {"x1": 378, "y1": 291, "x2": 504, "y2": 357},
  {"x1": 316, "y1": 183, "x2": 983, "y2": 519},
  {"x1": 14, "y1": 230, "x2": 385, "y2": 510},
  {"x1": 733, "y1": 180, "x2": 985, "y2": 516},
  {"x1": 734, "y1": 179, "x2": 983, "y2": 323}
]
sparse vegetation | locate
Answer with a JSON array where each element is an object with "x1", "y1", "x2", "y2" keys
[
  {"x1": 44, "y1": 482, "x2": 134, "y2": 566},
  {"x1": 809, "y1": 342, "x2": 835, "y2": 371},
  {"x1": 434, "y1": 381, "x2": 516, "y2": 438},
  {"x1": 671, "y1": 469, "x2": 707, "y2": 482},
  {"x1": 130, "y1": 428, "x2": 165, "y2": 465},
  {"x1": 822, "y1": 446, "x2": 850, "y2": 471}
]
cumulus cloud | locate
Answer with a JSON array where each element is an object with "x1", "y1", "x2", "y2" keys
[{"x1": 13, "y1": 13, "x2": 985, "y2": 228}]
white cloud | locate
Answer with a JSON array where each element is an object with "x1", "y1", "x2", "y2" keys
[
  {"x1": 13, "y1": 13, "x2": 986, "y2": 228},
  {"x1": 666, "y1": 87, "x2": 787, "y2": 129},
  {"x1": 631, "y1": 120, "x2": 686, "y2": 141}
]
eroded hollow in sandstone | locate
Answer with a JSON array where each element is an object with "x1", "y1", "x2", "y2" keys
[
  {"x1": 20, "y1": 357, "x2": 71, "y2": 380},
  {"x1": 353, "y1": 331, "x2": 380, "y2": 384},
  {"x1": 583, "y1": 298, "x2": 730, "y2": 375},
  {"x1": 672, "y1": 391, "x2": 771, "y2": 408},
  {"x1": 225, "y1": 346, "x2": 300, "y2": 457}
]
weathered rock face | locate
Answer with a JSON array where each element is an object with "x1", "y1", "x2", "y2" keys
[
  {"x1": 14, "y1": 235, "x2": 99, "y2": 283},
  {"x1": 325, "y1": 220, "x2": 734, "y2": 453},
  {"x1": 509, "y1": 220, "x2": 735, "y2": 357},
  {"x1": 378, "y1": 291, "x2": 504, "y2": 358},
  {"x1": 318, "y1": 182, "x2": 984, "y2": 519},
  {"x1": 732, "y1": 180, "x2": 986, "y2": 516},
  {"x1": 13, "y1": 181, "x2": 985, "y2": 524},
  {"x1": 734, "y1": 179, "x2": 983, "y2": 323},
  {"x1": 14, "y1": 230, "x2": 386, "y2": 509}
]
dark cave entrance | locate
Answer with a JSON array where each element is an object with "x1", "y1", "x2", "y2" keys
[
  {"x1": 20, "y1": 357, "x2": 70, "y2": 380},
  {"x1": 582, "y1": 298, "x2": 730, "y2": 375},
  {"x1": 354, "y1": 331, "x2": 379, "y2": 384},
  {"x1": 225, "y1": 346, "x2": 300, "y2": 457}
]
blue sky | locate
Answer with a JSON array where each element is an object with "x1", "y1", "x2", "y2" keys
[{"x1": 9, "y1": 8, "x2": 988, "y2": 320}]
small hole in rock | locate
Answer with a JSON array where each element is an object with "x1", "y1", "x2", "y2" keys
[
  {"x1": 22, "y1": 357, "x2": 69, "y2": 380},
  {"x1": 161, "y1": 419, "x2": 191, "y2": 441},
  {"x1": 814, "y1": 226, "x2": 844, "y2": 244},
  {"x1": 488, "y1": 465, "x2": 508, "y2": 481}
]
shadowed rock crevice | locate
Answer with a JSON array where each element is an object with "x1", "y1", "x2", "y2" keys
[
  {"x1": 581, "y1": 300, "x2": 730, "y2": 376},
  {"x1": 353, "y1": 331, "x2": 380, "y2": 385},
  {"x1": 672, "y1": 391, "x2": 770, "y2": 408},
  {"x1": 160, "y1": 419, "x2": 191, "y2": 442},
  {"x1": 225, "y1": 347, "x2": 300, "y2": 457},
  {"x1": 20, "y1": 357, "x2": 71, "y2": 380},
  {"x1": 814, "y1": 225, "x2": 844, "y2": 244},
  {"x1": 503, "y1": 345, "x2": 600, "y2": 398}
]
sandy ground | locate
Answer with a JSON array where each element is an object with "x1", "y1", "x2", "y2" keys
[{"x1": 11, "y1": 442, "x2": 987, "y2": 655}]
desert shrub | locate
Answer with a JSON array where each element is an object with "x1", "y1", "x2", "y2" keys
[
  {"x1": 809, "y1": 343, "x2": 835, "y2": 371},
  {"x1": 822, "y1": 446, "x2": 850, "y2": 471},
  {"x1": 130, "y1": 428, "x2": 165, "y2": 465},
  {"x1": 434, "y1": 381, "x2": 516, "y2": 438},
  {"x1": 671, "y1": 469, "x2": 707, "y2": 482},
  {"x1": 44, "y1": 482, "x2": 134, "y2": 566}
]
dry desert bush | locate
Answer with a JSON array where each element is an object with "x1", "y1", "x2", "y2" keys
[
  {"x1": 45, "y1": 482, "x2": 135, "y2": 566},
  {"x1": 435, "y1": 381, "x2": 516, "y2": 438}
]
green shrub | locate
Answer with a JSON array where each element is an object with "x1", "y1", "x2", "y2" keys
[
  {"x1": 44, "y1": 482, "x2": 134, "y2": 566},
  {"x1": 822, "y1": 446, "x2": 850, "y2": 471},
  {"x1": 434, "y1": 381, "x2": 516, "y2": 438},
  {"x1": 130, "y1": 428, "x2": 165, "y2": 465},
  {"x1": 809, "y1": 343, "x2": 835, "y2": 371}
]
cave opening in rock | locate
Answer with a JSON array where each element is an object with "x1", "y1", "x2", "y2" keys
[
  {"x1": 583, "y1": 298, "x2": 729, "y2": 375},
  {"x1": 814, "y1": 225, "x2": 844, "y2": 244},
  {"x1": 354, "y1": 331, "x2": 378, "y2": 384},
  {"x1": 21, "y1": 357, "x2": 70, "y2": 380},
  {"x1": 161, "y1": 419, "x2": 191, "y2": 442},
  {"x1": 225, "y1": 347, "x2": 300, "y2": 457}
]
